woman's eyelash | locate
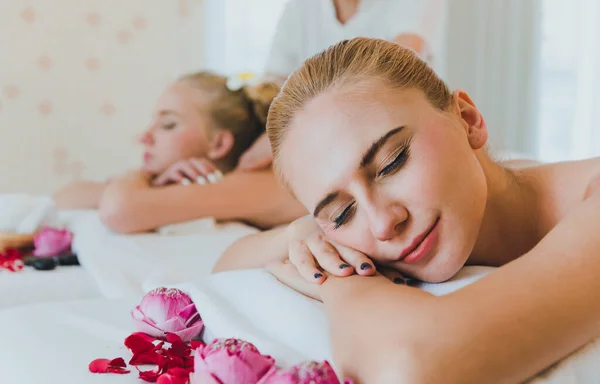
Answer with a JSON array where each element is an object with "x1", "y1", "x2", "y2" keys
[
  {"x1": 333, "y1": 203, "x2": 356, "y2": 229},
  {"x1": 162, "y1": 122, "x2": 176, "y2": 130},
  {"x1": 378, "y1": 143, "x2": 411, "y2": 177}
]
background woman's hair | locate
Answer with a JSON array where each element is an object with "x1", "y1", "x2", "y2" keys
[
  {"x1": 178, "y1": 71, "x2": 279, "y2": 166},
  {"x1": 266, "y1": 37, "x2": 452, "y2": 180}
]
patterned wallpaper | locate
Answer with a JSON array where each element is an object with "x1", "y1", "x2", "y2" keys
[{"x1": 0, "y1": 0, "x2": 204, "y2": 194}]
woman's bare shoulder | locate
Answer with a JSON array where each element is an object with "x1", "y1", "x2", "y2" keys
[
  {"x1": 525, "y1": 157, "x2": 600, "y2": 189},
  {"x1": 521, "y1": 157, "x2": 600, "y2": 227}
]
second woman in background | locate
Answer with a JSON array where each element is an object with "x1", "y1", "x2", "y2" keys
[{"x1": 54, "y1": 72, "x2": 305, "y2": 233}]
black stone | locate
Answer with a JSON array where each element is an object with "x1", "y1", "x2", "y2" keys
[
  {"x1": 32, "y1": 258, "x2": 57, "y2": 271},
  {"x1": 56, "y1": 253, "x2": 80, "y2": 266}
]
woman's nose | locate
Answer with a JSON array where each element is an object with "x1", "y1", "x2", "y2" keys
[
  {"x1": 139, "y1": 128, "x2": 154, "y2": 146},
  {"x1": 368, "y1": 203, "x2": 409, "y2": 242}
]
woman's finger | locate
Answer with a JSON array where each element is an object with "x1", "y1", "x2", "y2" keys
[
  {"x1": 288, "y1": 240, "x2": 327, "y2": 284},
  {"x1": 377, "y1": 265, "x2": 408, "y2": 285},
  {"x1": 265, "y1": 261, "x2": 322, "y2": 301},
  {"x1": 177, "y1": 161, "x2": 202, "y2": 182},
  {"x1": 305, "y1": 235, "x2": 354, "y2": 277},
  {"x1": 189, "y1": 158, "x2": 222, "y2": 184},
  {"x1": 152, "y1": 167, "x2": 183, "y2": 186},
  {"x1": 330, "y1": 241, "x2": 376, "y2": 276}
]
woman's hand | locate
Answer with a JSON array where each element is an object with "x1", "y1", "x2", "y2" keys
[
  {"x1": 285, "y1": 216, "x2": 376, "y2": 284},
  {"x1": 266, "y1": 259, "x2": 408, "y2": 302},
  {"x1": 152, "y1": 158, "x2": 223, "y2": 186},
  {"x1": 236, "y1": 133, "x2": 273, "y2": 171}
]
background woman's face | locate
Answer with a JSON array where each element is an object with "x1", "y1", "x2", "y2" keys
[
  {"x1": 280, "y1": 82, "x2": 488, "y2": 282},
  {"x1": 139, "y1": 81, "x2": 213, "y2": 174}
]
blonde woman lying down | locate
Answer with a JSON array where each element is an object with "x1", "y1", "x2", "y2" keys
[
  {"x1": 54, "y1": 72, "x2": 305, "y2": 233},
  {"x1": 216, "y1": 38, "x2": 600, "y2": 383}
]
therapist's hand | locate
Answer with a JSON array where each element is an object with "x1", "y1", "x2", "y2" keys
[
  {"x1": 393, "y1": 33, "x2": 429, "y2": 60},
  {"x1": 236, "y1": 133, "x2": 273, "y2": 171}
]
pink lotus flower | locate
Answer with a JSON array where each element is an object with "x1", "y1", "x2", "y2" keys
[
  {"x1": 258, "y1": 361, "x2": 352, "y2": 384},
  {"x1": 132, "y1": 287, "x2": 203, "y2": 342},
  {"x1": 33, "y1": 227, "x2": 73, "y2": 257},
  {"x1": 190, "y1": 338, "x2": 275, "y2": 384}
]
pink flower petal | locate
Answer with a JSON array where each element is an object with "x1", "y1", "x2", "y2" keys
[
  {"x1": 33, "y1": 227, "x2": 73, "y2": 257},
  {"x1": 258, "y1": 361, "x2": 345, "y2": 384},
  {"x1": 131, "y1": 288, "x2": 204, "y2": 341},
  {"x1": 177, "y1": 303, "x2": 198, "y2": 320},
  {"x1": 190, "y1": 371, "x2": 221, "y2": 384},
  {"x1": 172, "y1": 321, "x2": 204, "y2": 342},
  {"x1": 194, "y1": 339, "x2": 275, "y2": 384},
  {"x1": 205, "y1": 351, "x2": 265, "y2": 383}
]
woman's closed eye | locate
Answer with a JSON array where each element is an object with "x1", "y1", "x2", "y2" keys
[
  {"x1": 333, "y1": 202, "x2": 356, "y2": 229},
  {"x1": 378, "y1": 143, "x2": 411, "y2": 178},
  {"x1": 161, "y1": 122, "x2": 177, "y2": 130}
]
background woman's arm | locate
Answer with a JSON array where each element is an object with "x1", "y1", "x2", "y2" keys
[
  {"x1": 53, "y1": 180, "x2": 107, "y2": 209},
  {"x1": 99, "y1": 170, "x2": 305, "y2": 234}
]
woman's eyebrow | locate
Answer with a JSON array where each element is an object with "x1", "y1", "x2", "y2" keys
[{"x1": 359, "y1": 126, "x2": 405, "y2": 168}]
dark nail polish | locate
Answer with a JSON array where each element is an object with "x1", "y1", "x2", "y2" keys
[
  {"x1": 394, "y1": 277, "x2": 406, "y2": 285},
  {"x1": 339, "y1": 263, "x2": 350, "y2": 269},
  {"x1": 314, "y1": 273, "x2": 323, "y2": 279},
  {"x1": 360, "y1": 262, "x2": 372, "y2": 270}
]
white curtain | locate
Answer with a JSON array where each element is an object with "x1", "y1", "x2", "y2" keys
[
  {"x1": 444, "y1": 0, "x2": 542, "y2": 158},
  {"x1": 202, "y1": 0, "x2": 288, "y2": 76},
  {"x1": 536, "y1": 0, "x2": 600, "y2": 162}
]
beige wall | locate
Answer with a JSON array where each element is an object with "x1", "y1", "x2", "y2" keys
[{"x1": 0, "y1": 0, "x2": 204, "y2": 194}]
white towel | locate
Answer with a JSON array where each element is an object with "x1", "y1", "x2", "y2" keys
[{"x1": 0, "y1": 194, "x2": 60, "y2": 233}]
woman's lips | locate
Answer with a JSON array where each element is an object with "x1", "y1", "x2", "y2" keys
[{"x1": 397, "y1": 218, "x2": 440, "y2": 264}]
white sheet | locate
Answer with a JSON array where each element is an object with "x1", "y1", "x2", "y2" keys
[
  {"x1": 0, "y1": 208, "x2": 102, "y2": 309},
  {"x1": 1, "y1": 267, "x2": 598, "y2": 383},
  {"x1": 1, "y1": 193, "x2": 258, "y2": 308},
  {"x1": 70, "y1": 213, "x2": 258, "y2": 298}
]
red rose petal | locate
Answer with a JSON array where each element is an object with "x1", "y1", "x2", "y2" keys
[
  {"x1": 165, "y1": 367, "x2": 191, "y2": 377},
  {"x1": 125, "y1": 332, "x2": 157, "y2": 354},
  {"x1": 109, "y1": 357, "x2": 127, "y2": 368},
  {"x1": 156, "y1": 372, "x2": 190, "y2": 384},
  {"x1": 89, "y1": 357, "x2": 130, "y2": 374},
  {"x1": 130, "y1": 350, "x2": 166, "y2": 366},
  {"x1": 138, "y1": 366, "x2": 163, "y2": 382},
  {"x1": 190, "y1": 341, "x2": 203, "y2": 350},
  {"x1": 89, "y1": 358, "x2": 110, "y2": 373},
  {"x1": 164, "y1": 356, "x2": 185, "y2": 369},
  {"x1": 165, "y1": 333, "x2": 184, "y2": 344}
]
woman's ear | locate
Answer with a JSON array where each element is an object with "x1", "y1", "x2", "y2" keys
[
  {"x1": 207, "y1": 130, "x2": 235, "y2": 160},
  {"x1": 451, "y1": 89, "x2": 488, "y2": 150}
]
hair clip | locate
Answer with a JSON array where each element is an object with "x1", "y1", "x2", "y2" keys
[{"x1": 226, "y1": 72, "x2": 260, "y2": 92}]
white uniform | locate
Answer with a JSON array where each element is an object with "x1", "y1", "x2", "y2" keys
[{"x1": 264, "y1": 0, "x2": 446, "y2": 77}]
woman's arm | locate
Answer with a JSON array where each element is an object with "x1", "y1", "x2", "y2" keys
[
  {"x1": 53, "y1": 180, "x2": 106, "y2": 209},
  {"x1": 98, "y1": 170, "x2": 306, "y2": 234},
  {"x1": 213, "y1": 225, "x2": 289, "y2": 273},
  {"x1": 315, "y1": 191, "x2": 600, "y2": 383},
  {"x1": 214, "y1": 215, "x2": 329, "y2": 273}
]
